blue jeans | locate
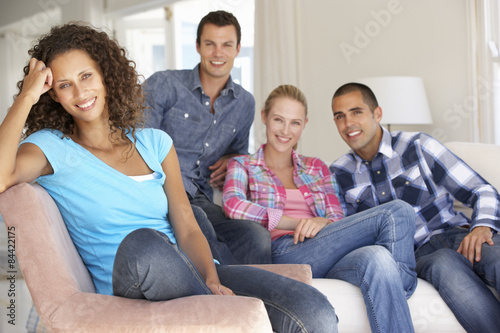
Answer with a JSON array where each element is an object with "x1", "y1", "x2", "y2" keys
[
  {"x1": 271, "y1": 200, "x2": 417, "y2": 333},
  {"x1": 190, "y1": 191, "x2": 272, "y2": 265},
  {"x1": 112, "y1": 228, "x2": 338, "y2": 332},
  {"x1": 415, "y1": 226, "x2": 500, "y2": 333}
]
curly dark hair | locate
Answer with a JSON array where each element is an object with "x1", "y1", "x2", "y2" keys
[{"x1": 16, "y1": 22, "x2": 146, "y2": 142}]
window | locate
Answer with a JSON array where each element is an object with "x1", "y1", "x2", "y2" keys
[{"x1": 113, "y1": 8, "x2": 168, "y2": 82}]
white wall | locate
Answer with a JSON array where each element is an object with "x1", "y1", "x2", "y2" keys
[
  {"x1": 0, "y1": 0, "x2": 52, "y2": 29},
  {"x1": 0, "y1": 0, "x2": 106, "y2": 28},
  {"x1": 292, "y1": 0, "x2": 474, "y2": 164}
]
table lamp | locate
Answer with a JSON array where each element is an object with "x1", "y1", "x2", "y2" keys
[{"x1": 357, "y1": 76, "x2": 433, "y2": 131}]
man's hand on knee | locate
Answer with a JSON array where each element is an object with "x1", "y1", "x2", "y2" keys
[{"x1": 457, "y1": 226, "x2": 495, "y2": 264}]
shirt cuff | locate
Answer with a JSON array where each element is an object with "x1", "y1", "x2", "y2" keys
[
  {"x1": 470, "y1": 218, "x2": 499, "y2": 233},
  {"x1": 267, "y1": 208, "x2": 283, "y2": 231}
]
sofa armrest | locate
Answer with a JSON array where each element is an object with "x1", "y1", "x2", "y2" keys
[{"x1": 49, "y1": 293, "x2": 272, "y2": 333}]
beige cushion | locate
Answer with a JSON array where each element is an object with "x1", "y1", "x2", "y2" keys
[
  {"x1": 445, "y1": 141, "x2": 500, "y2": 217},
  {"x1": 444, "y1": 141, "x2": 500, "y2": 189}
]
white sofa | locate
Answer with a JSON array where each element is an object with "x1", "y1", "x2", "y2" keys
[
  {"x1": 312, "y1": 278, "x2": 466, "y2": 332},
  {"x1": 309, "y1": 141, "x2": 500, "y2": 332},
  {"x1": 4, "y1": 141, "x2": 499, "y2": 332},
  {"x1": 217, "y1": 141, "x2": 500, "y2": 332}
]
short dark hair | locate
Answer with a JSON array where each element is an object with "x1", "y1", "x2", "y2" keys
[
  {"x1": 332, "y1": 82, "x2": 379, "y2": 112},
  {"x1": 196, "y1": 10, "x2": 241, "y2": 46}
]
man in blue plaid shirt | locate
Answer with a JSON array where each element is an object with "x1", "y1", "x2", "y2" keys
[{"x1": 330, "y1": 82, "x2": 500, "y2": 333}]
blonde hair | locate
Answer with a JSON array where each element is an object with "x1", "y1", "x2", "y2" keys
[{"x1": 263, "y1": 85, "x2": 308, "y2": 117}]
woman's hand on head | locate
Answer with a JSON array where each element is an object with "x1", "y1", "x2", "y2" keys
[
  {"x1": 20, "y1": 58, "x2": 53, "y2": 105},
  {"x1": 293, "y1": 217, "x2": 329, "y2": 244},
  {"x1": 206, "y1": 282, "x2": 235, "y2": 296}
]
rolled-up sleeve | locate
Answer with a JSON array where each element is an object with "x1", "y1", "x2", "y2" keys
[
  {"x1": 321, "y1": 164, "x2": 346, "y2": 222},
  {"x1": 223, "y1": 157, "x2": 280, "y2": 228}
]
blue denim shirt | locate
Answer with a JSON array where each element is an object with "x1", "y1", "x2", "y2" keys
[{"x1": 143, "y1": 64, "x2": 255, "y2": 201}]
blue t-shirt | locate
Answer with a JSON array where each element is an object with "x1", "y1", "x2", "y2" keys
[{"x1": 22, "y1": 128, "x2": 175, "y2": 295}]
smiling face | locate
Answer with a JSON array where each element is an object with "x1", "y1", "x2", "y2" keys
[
  {"x1": 332, "y1": 90, "x2": 383, "y2": 161},
  {"x1": 49, "y1": 49, "x2": 108, "y2": 126},
  {"x1": 196, "y1": 23, "x2": 240, "y2": 82},
  {"x1": 262, "y1": 97, "x2": 308, "y2": 154}
]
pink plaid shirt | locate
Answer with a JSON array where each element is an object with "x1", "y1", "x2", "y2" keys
[{"x1": 223, "y1": 145, "x2": 345, "y2": 231}]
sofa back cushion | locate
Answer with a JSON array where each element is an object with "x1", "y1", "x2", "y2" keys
[{"x1": 444, "y1": 141, "x2": 500, "y2": 217}]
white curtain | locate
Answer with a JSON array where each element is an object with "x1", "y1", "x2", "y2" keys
[
  {"x1": 472, "y1": 0, "x2": 500, "y2": 144},
  {"x1": 253, "y1": 0, "x2": 302, "y2": 148}
]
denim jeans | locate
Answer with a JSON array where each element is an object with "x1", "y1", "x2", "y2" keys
[
  {"x1": 415, "y1": 226, "x2": 500, "y2": 333},
  {"x1": 112, "y1": 228, "x2": 338, "y2": 332},
  {"x1": 190, "y1": 191, "x2": 272, "y2": 265},
  {"x1": 271, "y1": 200, "x2": 417, "y2": 333}
]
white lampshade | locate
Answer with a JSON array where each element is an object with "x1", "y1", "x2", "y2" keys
[{"x1": 357, "y1": 76, "x2": 433, "y2": 125}]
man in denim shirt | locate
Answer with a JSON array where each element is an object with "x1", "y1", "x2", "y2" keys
[
  {"x1": 330, "y1": 82, "x2": 500, "y2": 333},
  {"x1": 143, "y1": 11, "x2": 270, "y2": 265}
]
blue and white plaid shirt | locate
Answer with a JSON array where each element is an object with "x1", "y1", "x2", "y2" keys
[{"x1": 330, "y1": 127, "x2": 500, "y2": 248}]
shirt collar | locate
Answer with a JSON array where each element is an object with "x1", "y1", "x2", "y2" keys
[
  {"x1": 349, "y1": 125, "x2": 393, "y2": 172},
  {"x1": 252, "y1": 144, "x2": 305, "y2": 172},
  {"x1": 379, "y1": 126, "x2": 394, "y2": 159},
  {"x1": 188, "y1": 64, "x2": 238, "y2": 97}
]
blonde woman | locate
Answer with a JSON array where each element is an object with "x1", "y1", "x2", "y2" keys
[{"x1": 223, "y1": 84, "x2": 418, "y2": 333}]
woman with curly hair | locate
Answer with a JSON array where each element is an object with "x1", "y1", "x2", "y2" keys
[{"x1": 0, "y1": 23, "x2": 337, "y2": 332}]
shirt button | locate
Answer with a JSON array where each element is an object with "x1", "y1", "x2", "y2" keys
[
  {"x1": 304, "y1": 192, "x2": 309, "y2": 196},
  {"x1": 405, "y1": 181, "x2": 410, "y2": 185},
  {"x1": 382, "y1": 192, "x2": 386, "y2": 196},
  {"x1": 356, "y1": 199, "x2": 360, "y2": 203},
  {"x1": 205, "y1": 143, "x2": 209, "y2": 147},
  {"x1": 233, "y1": 129, "x2": 236, "y2": 133},
  {"x1": 205, "y1": 101, "x2": 210, "y2": 106},
  {"x1": 213, "y1": 120, "x2": 217, "y2": 124},
  {"x1": 377, "y1": 171, "x2": 381, "y2": 175},
  {"x1": 184, "y1": 113, "x2": 189, "y2": 118},
  {"x1": 196, "y1": 160, "x2": 200, "y2": 165}
]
